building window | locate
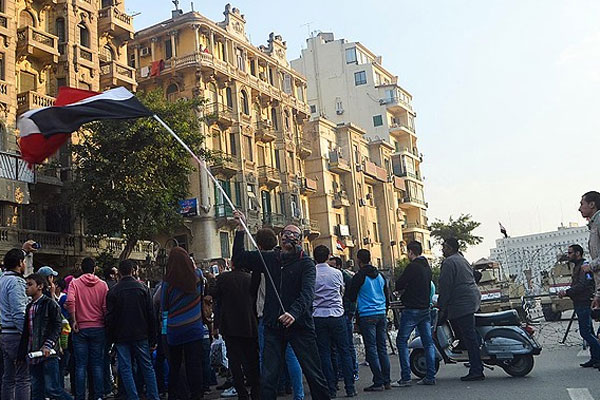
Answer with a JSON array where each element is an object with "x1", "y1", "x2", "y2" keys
[
  {"x1": 101, "y1": 45, "x2": 114, "y2": 62},
  {"x1": 0, "y1": 53, "x2": 4, "y2": 81},
  {"x1": 373, "y1": 115, "x2": 383, "y2": 127},
  {"x1": 56, "y1": 18, "x2": 65, "y2": 43},
  {"x1": 166, "y1": 83, "x2": 178, "y2": 100},
  {"x1": 229, "y1": 132, "x2": 237, "y2": 156},
  {"x1": 240, "y1": 90, "x2": 249, "y2": 115},
  {"x1": 310, "y1": 105, "x2": 316, "y2": 114},
  {"x1": 354, "y1": 71, "x2": 367, "y2": 86},
  {"x1": 283, "y1": 74, "x2": 292, "y2": 94},
  {"x1": 19, "y1": 10, "x2": 34, "y2": 29},
  {"x1": 78, "y1": 22, "x2": 90, "y2": 48},
  {"x1": 271, "y1": 107, "x2": 278, "y2": 130},
  {"x1": 225, "y1": 87, "x2": 233, "y2": 108},
  {"x1": 165, "y1": 39, "x2": 173, "y2": 60},
  {"x1": 249, "y1": 59, "x2": 256, "y2": 76},
  {"x1": 19, "y1": 71, "x2": 36, "y2": 92},
  {"x1": 128, "y1": 53, "x2": 135, "y2": 68},
  {"x1": 296, "y1": 85, "x2": 304, "y2": 101},
  {"x1": 244, "y1": 135, "x2": 253, "y2": 161},
  {"x1": 102, "y1": 0, "x2": 113, "y2": 7},
  {"x1": 220, "y1": 232, "x2": 230, "y2": 258},
  {"x1": 373, "y1": 222, "x2": 378, "y2": 242},
  {"x1": 236, "y1": 48, "x2": 245, "y2": 72},
  {"x1": 345, "y1": 47, "x2": 357, "y2": 64}
]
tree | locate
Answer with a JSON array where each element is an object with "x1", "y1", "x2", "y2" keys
[
  {"x1": 429, "y1": 213, "x2": 483, "y2": 252},
  {"x1": 71, "y1": 89, "x2": 213, "y2": 260}
]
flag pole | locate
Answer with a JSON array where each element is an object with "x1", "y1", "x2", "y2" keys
[{"x1": 152, "y1": 114, "x2": 286, "y2": 313}]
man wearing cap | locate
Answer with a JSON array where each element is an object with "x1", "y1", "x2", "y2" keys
[
  {"x1": 438, "y1": 238, "x2": 483, "y2": 382},
  {"x1": 38, "y1": 266, "x2": 59, "y2": 301}
]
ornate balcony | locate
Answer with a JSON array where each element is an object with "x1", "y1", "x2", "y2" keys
[
  {"x1": 255, "y1": 120, "x2": 277, "y2": 142},
  {"x1": 258, "y1": 165, "x2": 281, "y2": 189},
  {"x1": 98, "y1": 6, "x2": 134, "y2": 40},
  {"x1": 17, "y1": 26, "x2": 59, "y2": 63},
  {"x1": 297, "y1": 137, "x2": 312, "y2": 159},
  {"x1": 301, "y1": 177, "x2": 318, "y2": 194},
  {"x1": 17, "y1": 91, "x2": 55, "y2": 115},
  {"x1": 100, "y1": 61, "x2": 136, "y2": 90},
  {"x1": 211, "y1": 155, "x2": 239, "y2": 178},
  {"x1": 262, "y1": 212, "x2": 286, "y2": 230},
  {"x1": 205, "y1": 102, "x2": 234, "y2": 127},
  {"x1": 328, "y1": 151, "x2": 351, "y2": 174},
  {"x1": 332, "y1": 191, "x2": 351, "y2": 208}
]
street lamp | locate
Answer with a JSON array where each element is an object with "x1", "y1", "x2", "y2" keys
[{"x1": 148, "y1": 238, "x2": 180, "y2": 278}]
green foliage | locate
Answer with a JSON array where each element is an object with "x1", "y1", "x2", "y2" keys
[
  {"x1": 95, "y1": 251, "x2": 117, "y2": 273},
  {"x1": 71, "y1": 89, "x2": 212, "y2": 258},
  {"x1": 429, "y1": 213, "x2": 483, "y2": 251}
]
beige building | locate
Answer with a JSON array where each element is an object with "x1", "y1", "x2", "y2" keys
[
  {"x1": 0, "y1": 0, "x2": 144, "y2": 268},
  {"x1": 304, "y1": 118, "x2": 407, "y2": 268},
  {"x1": 291, "y1": 32, "x2": 431, "y2": 257},
  {"x1": 130, "y1": 4, "x2": 318, "y2": 262}
]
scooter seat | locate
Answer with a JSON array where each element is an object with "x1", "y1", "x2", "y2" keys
[{"x1": 474, "y1": 310, "x2": 520, "y2": 326}]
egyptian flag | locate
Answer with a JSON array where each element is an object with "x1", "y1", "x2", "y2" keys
[
  {"x1": 18, "y1": 86, "x2": 153, "y2": 165},
  {"x1": 336, "y1": 239, "x2": 346, "y2": 251},
  {"x1": 499, "y1": 222, "x2": 508, "y2": 238}
]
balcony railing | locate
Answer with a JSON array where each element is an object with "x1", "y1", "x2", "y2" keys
[
  {"x1": 100, "y1": 61, "x2": 136, "y2": 88},
  {"x1": 363, "y1": 160, "x2": 387, "y2": 182},
  {"x1": 0, "y1": 152, "x2": 35, "y2": 183},
  {"x1": 403, "y1": 222, "x2": 428, "y2": 230},
  {"x1": 98, "y1": 6, "x2": 134, "y2": 39},
  {"x1": 205, "y1": 102, "x2": 234, "y2": 125},
  {"x1": 396, "y1": 171, "x2": 421, "y2": 181},
  {"x1": 263, "y1": 212, "x2": 286, "y2": 228},
  {"x1": 328, "y1": 151, "x2": 351, "y2": 173},
  {"x1": 403, "y1": 196, "x2": 427, "y2": 207},
  {"x1": 258, "y1": 165, "x2": 281, "y2": 187},
  {"x1": 215, "y1": 203, "x2": 240, "y2": 218},
  {"x1": 17, "y1": 26, "x2": 59, "y2": 63},
  {"x1": 211, "y1": 154, "x2": 239, "y2": 177},
  {"x1": 17, "y1": 91, "x2": 55, "y2": 115},
  {"x1": 301, "y1": 177, "x2": 318, "y2": 193}
]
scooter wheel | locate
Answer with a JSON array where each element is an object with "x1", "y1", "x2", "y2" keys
[
  {"x1": 502, "y1": 354, "x2": 534, "y2": 377},
  {"x1": 409, "y1": 349, "x2": 440, "y2": 379}
]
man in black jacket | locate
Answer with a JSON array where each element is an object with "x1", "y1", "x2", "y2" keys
[
  {"x1": 393, "y1": 241, "x2": 435, "y2": 386},
  {"x1": 232, "y1": 210, "x2": 329, "y2": 400},
  {"x1": 106, "y1": 260, "x2": 159, "y2": 400},
  {"x1": 19, "y1": 273, "x2": 73, "y2": 400},
  {"x1": 211, "y1": 259, "x2": 259, "y2": 400},
  {"x1": 559, "y1": 244, "x2": 600, "y2": 368}
]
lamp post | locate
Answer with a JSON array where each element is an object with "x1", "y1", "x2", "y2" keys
[{"x1": 149, "y1": 238, "x2": 180, "y2": 278}]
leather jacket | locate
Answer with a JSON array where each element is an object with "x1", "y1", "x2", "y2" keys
[{"x1": 18, "y1": 295, "x2": 62, "y2": 360}]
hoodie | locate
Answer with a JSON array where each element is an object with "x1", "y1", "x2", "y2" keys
[
  {"x1": 65, "y1": 273, "x2": 108, "y2": 329},
  {"x1": 346, "y1": 265, "x2": 390, "y2": 317}
]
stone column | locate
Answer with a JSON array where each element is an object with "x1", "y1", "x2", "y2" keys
[
  {"x1": 170, "y1": 31, "x2": 177, "y2": 58},
  {"x1": 150, "y1": 37, "x2": 158, "y2": 61},
  {"x1": 209, "y1": 30, "x2": 215, "y2": 55}
]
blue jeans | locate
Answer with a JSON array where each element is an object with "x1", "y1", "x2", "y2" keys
[
  {"x1": 1, "y1": 333, "x2": 30, "y2": 400},
  {"x1": 358, "y1": 314, "x2": 391, "y2": 387},
  {"x1": 72, "y1": 327, "x2": 105, "y2": 400},
  {"x1": 202, "y1": 337, "x2": 217, "y2": 387},
  {"x1": 575, "y1": 306, "x2": 600, "y2": 361},
  {"x1": 115, "y1": 340, "x2": 159, "y2": 400},
  {"x1": 314, "y1": 316, "x2": 355, "y2": 396},
  {"x1": 342, "y1": 315, "x2": 358, "y2": 376},
  {"x1": 30, "y1": 357, "x2": 73, "y2": 400},
  {"x1": 397, "y1": 309, "x2": 436, "y2": 381},
  {"x1": 258, "y1": 319, "x2": 304, "y2": 400}
]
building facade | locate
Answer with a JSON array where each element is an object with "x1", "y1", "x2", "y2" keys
[
  {"x1": 290, "y1": 32, "x2": 431, "y2": 256},
  {"x1": 0, "y1": 0, "x2": 141, "y2": 269},
  {"x1": 489, "y1": 224, "x2": 590, "y2": 279},
  {"x1": 304, "y1": 118, "x2": 407, "y2": 268},
  {"x1": 130, "y1": 5, "x2": 316, "y2": 262}
]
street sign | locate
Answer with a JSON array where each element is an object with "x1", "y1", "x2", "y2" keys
[{"x1": 178, "y1": 198, "x2": 199, "y2": 217}]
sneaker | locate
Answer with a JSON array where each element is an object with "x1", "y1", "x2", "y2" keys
[
  {"x1": 354, "y1": 373, "x2": 360, "y2": 381},
  {"x1": 391, "y1": 380, "x2": 411, "y2": 388},
  {"x1": 581, "y1": 360, "x2": 596, "y2": 368},
  {"x1": 417, "y1": 378, "x2": 436, "y2": 386},
  {"x1": 384, "y1": 383, "x2": 392, "y2": 390},
  {"x1": 460, "y1": 374, "x2": 485, "y2": 382},
  {"x1": 363, "y1": 384, "x2": 384, "y2": 392},
  {"x1": 217, "y1": 381, "x2": 234, "y2": 390},
  {"x1": 221, "y1": 387, "x2": 238, "y2": 398}
]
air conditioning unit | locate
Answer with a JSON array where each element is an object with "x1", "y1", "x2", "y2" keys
[
  {"x1": 140, "y1": 47, "x2": 151, "y2": 57},
  {"x1": 356, "y1": 164, "x2": 363, "y2": 172},
  {"x1": 363, "y1": 237, "x2": 371, "y2": 245},
  {"x1": 358, "y1": 199, "x2": 367, "y2": 207},
  {"x1": 365, "y1": 193, "x2": 372, "y2": 200},
  {"x1": 336, "y1": 109, "x2": 344, "y2": 115}
]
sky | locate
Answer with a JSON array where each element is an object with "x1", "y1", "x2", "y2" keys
[{"x1": 126, "y1": 0, "x2": 600, "y2": 261}]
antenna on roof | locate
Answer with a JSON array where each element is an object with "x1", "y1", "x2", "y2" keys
[
  {"x1": 300, "y1": 22, "x2": 314, "y2": 38},
  {"x1": 191, "y1": 2, "x2": 194, "y2": 11}
]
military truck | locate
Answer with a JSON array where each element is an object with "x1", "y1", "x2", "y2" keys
[
  {"x1": 473, "y1": 258, "x2": 525, "y2": 317},
  {"x1": 540, "y1": 260, "x2": 573, "y2": 321}
]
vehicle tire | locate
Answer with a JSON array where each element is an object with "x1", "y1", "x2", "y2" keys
[
  {"x1": 409, "y1": 349, "x2": 440, "y2": 379},
  {"x1": 542, "y1": 305, "x2": 561, "y2": 322},
  {"x1": 502, "y1": 355, "x2": 534, "y2": 377}
]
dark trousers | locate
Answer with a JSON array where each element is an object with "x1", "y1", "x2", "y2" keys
[
  {"x1": 314, "y1": 316, "x2": 355, "y2": 396},
  {"x1": 575, "y1": 306, "x2": 600, "y2": 361},
  {"x1": 450, "y1": 313, "x2": 483, "y2": 376},
  {"x1": 167, "y1": 339, "x2": 203, "y2": 400},
  {"x1": 262, "y1": 325, "x2": 329, "y2": 400},
  {"x1": 30, "y1": 358, "x2": 73, "y2": 400},
  {"x1": 223, "y1": 336, "x2": 260, "y2": 400}
]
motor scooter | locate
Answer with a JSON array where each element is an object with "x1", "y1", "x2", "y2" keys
[{"x1": 408, "y1": 309, "x2": 542, "y2": 378}]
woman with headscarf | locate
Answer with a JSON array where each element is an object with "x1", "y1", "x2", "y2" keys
[{"x1": 161, "y1": 247, "x2": 205, "y2": 400}]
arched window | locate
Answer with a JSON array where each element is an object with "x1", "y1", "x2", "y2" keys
[
  {"x1": 284, "y1": 110, "x2": 290, "y2": 130},
  {"x1": 240, "y1": 90, "x2": 249, "y2": 115},
  {"x1": 225, "y1": 87, "x2": 233, "y2": 108},
  {"x1": 78, "y1": 22, "x2": 90, "y2": 48},
  {"x1": 270, "y1": 107, "x2": 278, "y2": 130},
  {"x1": 207, "y1": 83, "x2": 218, "y2": 104},
  {"x1": 166, "y1": 83, "x2": 178, "y2": 96},
  {"x1": 19, "y1": 10, "x2": 34, "y2": 28},
  {"x1": 252, "y1": 103, "x2": 261, "y2": 127},
  {"x1": 101, "y1": 45, "x2": 114, "y2": 62},
  {"x1": 55, "y1": 18, "x2": 65, "y2": 43}
]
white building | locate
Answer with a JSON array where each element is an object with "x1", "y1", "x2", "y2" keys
[
  {"x1": 290, "y1": 32, "x2": 430, "y2": 249},
  {"x1": 489, "y1": 225, "x2": 590, "y2": 279}
]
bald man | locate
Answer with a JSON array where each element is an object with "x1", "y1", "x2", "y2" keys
[{"x1": 232, "y1": 211, "x2": 330, "y2": 400}]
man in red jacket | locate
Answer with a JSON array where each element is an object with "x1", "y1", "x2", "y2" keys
[{"x1": 65, "y1": 257, "x2": 108, "y2": 400}]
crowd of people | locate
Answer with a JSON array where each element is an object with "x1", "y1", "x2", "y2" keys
[{"x1": 0, "y1": 190, "x2": 599, "y2": 400}]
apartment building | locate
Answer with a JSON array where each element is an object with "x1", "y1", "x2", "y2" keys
[
  {"x1": 129, "y1": 4, "x2": 316, "y2": 261},
  {"x1": 291, "y1": 32, "x2": 431, "y2": 256},
  {"x1": 304, "y1": 118, "x2": 408, "y2": 268},
  {"x1": 0, "y1": 0, "x2": 143, "y2": 268}
]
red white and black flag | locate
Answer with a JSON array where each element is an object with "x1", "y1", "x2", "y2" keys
[
  {"x1": 18, "y1": 86, "x2": 152, "y2": 165},
  {"x1": 499, "y1": 222, "x2": 508, "y2": 238}
]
